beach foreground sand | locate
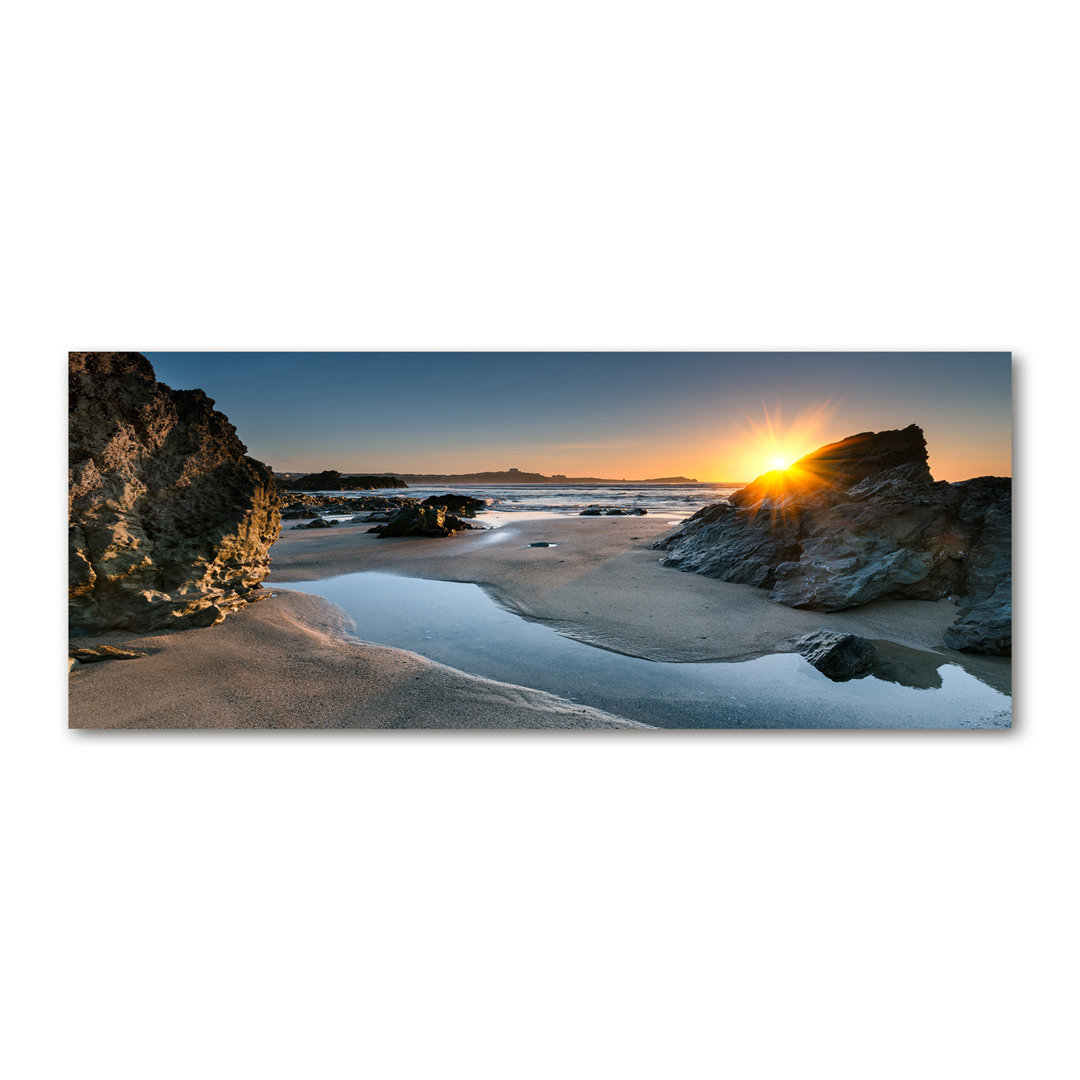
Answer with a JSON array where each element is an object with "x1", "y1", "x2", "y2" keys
[
  {"x1": 68, "y1": 587, "x2": 646, "y2": 729},
  {"x1": 69, "y1": 515, "x2": 1009, "y2": 728}
]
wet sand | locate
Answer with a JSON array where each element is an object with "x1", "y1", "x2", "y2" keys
[
  {"x1": 69, "y1": 514, "x2": 1010, "y2": 728},
  {"x1": 272, "y1": 516, "x2": 1004, "y2": 668},
  {"x1": 68, "y1": 587, "x2": 646, "y2": 729}
]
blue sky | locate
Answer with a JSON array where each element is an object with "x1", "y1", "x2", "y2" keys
[{"x1": 144, "y1": 352, "x2": 1012, "y2": 482}]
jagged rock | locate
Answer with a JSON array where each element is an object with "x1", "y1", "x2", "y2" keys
[
  {"x1": 376, "y1": 506, "x2": 478, "y2": 538},
  {"x1": 292, "y1": 517, "x2": 335, "y2": 529},
  {"x1": 578, "y1": 506, "x2": 647, "y2": 516},
  {"x1": 795, "y1": 630, "x2": 876, "y2": 681},
  {"x1": 730, "y1": 424, "x2": 932, "y2": 507},
  {"x1": 420, "y1": 494, "x2": 488, "y2": 517},
  {"x1": 655, "y1": 426, "x2": 1011, "y2": 654},
  {"x1": 69, "y1": 352, "x2": 281, "y2": 634}
]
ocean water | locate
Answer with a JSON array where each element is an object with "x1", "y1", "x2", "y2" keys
[
  {"x1": 270, "y1": 573, "x2": 1010, "y2": 729},
  {"x1": 301, "y1": 482, "x2": 742, "y2": 516}
]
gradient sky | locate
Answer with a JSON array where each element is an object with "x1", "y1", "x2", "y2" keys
[{"x1": 144, "y1": 352, "x2": 1012, "y2": 483}]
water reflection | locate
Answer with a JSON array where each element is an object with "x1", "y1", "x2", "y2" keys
[
  {"x1": 270, "y1": 573, "x2": 1010, "y2": 730},
  {"x1": 867, "y1": 640, "x2": 945, "y2": 690}
]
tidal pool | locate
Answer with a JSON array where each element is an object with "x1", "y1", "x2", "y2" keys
[{"x1": 270, "y1": 573, "x2": 1010, "y2": 730}]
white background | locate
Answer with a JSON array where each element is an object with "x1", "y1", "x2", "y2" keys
[{"x1": 3, "y1": 2, "x2": 1076, "y2": 1078}]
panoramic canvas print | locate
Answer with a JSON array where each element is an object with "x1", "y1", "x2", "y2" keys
[{"x1": 67, "y1": 352, "x2": 1012, "y2": 729}]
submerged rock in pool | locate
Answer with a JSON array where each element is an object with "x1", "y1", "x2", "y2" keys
[{"x1": 795, "y1": 630, "x2": 875, "y2": 682}]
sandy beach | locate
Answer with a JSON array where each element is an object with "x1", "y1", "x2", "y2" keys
[{"x1": 68, "y1": 514, "x2": 1010, "y2": 728}]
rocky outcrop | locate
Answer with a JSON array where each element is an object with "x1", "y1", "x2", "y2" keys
[
  {"x1": 419, "y1": 494, "x2": 488, "y2": 517},
  {"x1": 654, "y1": 425, "x2": 1011, "y2": 654},
  {"x1": 732, "y1": 424, "x2": 932, "y2": 507},
  {"x1": 370, "y1": 506, "x2": 479, "y2": 538},
  {"x1": 280, "y1": 470, "x2": 407, "y2": 491},
  {"x1": 291, "y1": 518, "x2": 337, "y2": 529},
  {"x1": 69, "y1": 352, "x2": 281, "y2": 634},
  {"x1": 579, "y1": 506, "x2": 648, "y2": 516},
  {"x1": 281, "y1": 494, "x2": 417, "y2": 518}
]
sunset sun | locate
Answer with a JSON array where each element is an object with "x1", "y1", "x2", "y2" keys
[{"x1": 736, "y1": 400, "x2": 839, "y2": 482}]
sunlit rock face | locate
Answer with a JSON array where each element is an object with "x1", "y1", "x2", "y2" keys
[
  {"x1": 730, "y1": 424, "x2": 933, "y2": 506},
  {"x1": 654, "y1": 425, "x2": 1011, "y2": 654},
  {"x1": 69, "y1": 352, "x2": 281, "y2": 634}
]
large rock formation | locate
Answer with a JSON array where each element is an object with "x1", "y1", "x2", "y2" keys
[
  {"x1": 69, "y1": 352, "x2": 281, "y2": 634},
  {"x1": 654, "y1": 425, "x2": 1011, "y2": 654}
]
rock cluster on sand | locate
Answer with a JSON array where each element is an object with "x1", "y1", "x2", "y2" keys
[
  {"x1": 653, "y1": 425, "x2": 1011, "y2": 654},
  {"x1": 579, "y1": 506, "x2": 648, "y2": 516},
  {"x1": 281, "y1": 494, "x2": 417, "y2": 519},
  {"x1": 419, "y1": 493, "x2": 488, "y2": 517},
  {"x1": 292, "y1": 517, "x2": 337, "y2": 529},
  {"x1": 369, "y1": 506, "x2": 479, "y2": 538},
  {"x1": 69, "y1": 352, "x2": 281, "y2": 633}
]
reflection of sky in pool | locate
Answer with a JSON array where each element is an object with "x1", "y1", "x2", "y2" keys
[{"x1": 270, "y1": 573, "x2": 1011, "y2": 730}]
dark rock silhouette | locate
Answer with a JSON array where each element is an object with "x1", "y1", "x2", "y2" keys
[
  {"x1": 291, "y1": 517, "x2": 336, "y2": 529},
  {"x1": 654, "y1": 425, "x2": 1011, "y2": 654},
  {"x1": 281, "y1": 470, "x2": 407, "y2": 491},
  {"x1": 396, "y1": 470, "x2": 699, "y2": 484},
  {"x1": 419, "y1": 494, "x2": 488, "y2": 517},
  {"x1": 69, "y1": 352, "x2": 281, "y2": 634},
  {"x1": 731, "y1": 424, "x2": 931, "y2": 507},
  {"x1": 371, "y1": 506, "x2": 479, "y2": 538}
]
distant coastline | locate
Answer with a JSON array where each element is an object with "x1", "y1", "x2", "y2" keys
[{"x1": 274, "y1": 467, "x2": 746, "y2": 486}]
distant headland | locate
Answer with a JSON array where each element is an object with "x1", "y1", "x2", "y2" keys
[{"x1": 275, "y1": 466, "x2": 712, "y2": 487}]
